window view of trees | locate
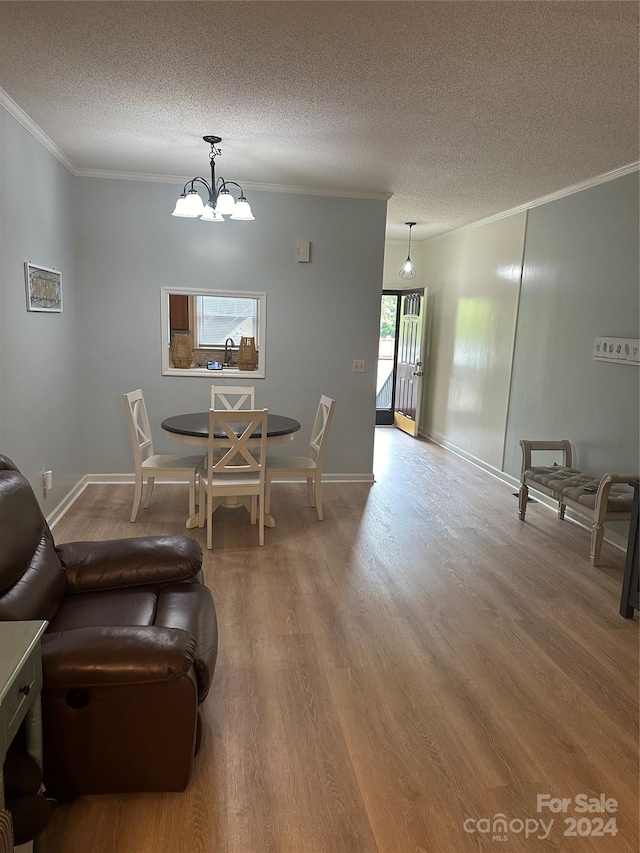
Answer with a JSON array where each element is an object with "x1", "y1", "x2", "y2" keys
[{"x1": 377, "y1": 294, "x2": 398, "y2": 409}]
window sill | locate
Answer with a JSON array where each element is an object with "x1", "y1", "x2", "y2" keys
[{"x1": 162, "y1": 366, "x2": 265, "y2": 379}]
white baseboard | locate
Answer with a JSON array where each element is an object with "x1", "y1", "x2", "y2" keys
[
  {"x1": 47, "y1": 472, "x2": 374, "y2": 529},
  {"x1": 422, "y1": 430, "x2": 628, "y2": 554},
  {"x1": 46, "y1": 477, "x2": 89, "y2": 529},
  {"x1": 420, "y1": 429, "x2": 517, "y2": 488}
]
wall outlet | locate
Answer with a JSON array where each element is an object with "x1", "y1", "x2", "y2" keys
[
  {"x1": 352, "y1": 360, "x2": 365, "y2": 373},
  {"x1": 43, "y1": 470, "x2": 53, "y2": 491}
]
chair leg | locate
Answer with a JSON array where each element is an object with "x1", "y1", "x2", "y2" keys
[
  {"x1": 250, "y1": 496, "x2": 257, "y2": 525},
  {"x1": 314, "y1": 476, "x2": 324, "y2": 521},
  {"x1": 130, "y1": 476, "x2": 143, "y2": 523},
  {"x1": 258, "y1": 489, "x2": 265, "y2": 546},
  {"x1": 307, "y1": 476, "x2": 315, "y2": 507},
  {"x1": 590, "y1": 522, "x2": 605, "y2": 567},
  {"x1": 143, "y1": 476, "x2": 155, "y2": 508},
  {"x1": 206, "y1": 492, "x2": 213, "y2": 550},
  {"x1": 198, "y1": 479, "x2": 206, "y2": 528},
  {"x1": 265, "y1": 474, "x2": 272, "y2": 515},
  {"x1": 518, "y1": 484, "x2": 528, "y2": 520},
  {"x1": 188, "y1": 474, "x2": 196, "y2": 519}
]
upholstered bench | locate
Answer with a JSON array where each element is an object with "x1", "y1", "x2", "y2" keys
[{"x1": 518, "y1": 440, "x2": 638, "y2": 566}]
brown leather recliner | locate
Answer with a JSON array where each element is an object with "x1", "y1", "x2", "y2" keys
[{"x1": 0, "y1": 454, "x2": 217, "y2": 798}]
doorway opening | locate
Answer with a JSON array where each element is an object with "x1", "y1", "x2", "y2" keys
[
  {"x1": 376, "y1": 289, "x2": 427, "y2": 434},
  {"x1": 376, "y1": 291, "x2": 401, "y2": 425}
]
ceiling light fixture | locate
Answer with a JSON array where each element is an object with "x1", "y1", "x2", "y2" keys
[
  {"x1": 398, "y1": 221, "x2": 417, "y2": 280},
  {"x1": 172, "y1": 135, "x2": 255, "y2": 222}
]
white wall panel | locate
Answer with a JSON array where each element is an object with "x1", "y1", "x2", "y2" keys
[
  {"x1": 504, "y1": 172, "x2": 639, "y2": 479},
  {"x1": 422, "y1": 212, "x2": 527, "y2": 468}
]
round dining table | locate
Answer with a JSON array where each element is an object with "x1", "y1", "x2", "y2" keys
[
  {"x1": 161, "y1": 412, "x2": 301, "y2": 447},
  {"x1": 161, "y1": 412, "x2": 301, "y2": 529}
]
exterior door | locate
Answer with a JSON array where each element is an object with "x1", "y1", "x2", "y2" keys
[{"x1": 394, "y1": 290, "x2": 425, "y2": 437}]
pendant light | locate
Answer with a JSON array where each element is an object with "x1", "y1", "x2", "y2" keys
[{"x1": 399, "y1": 221, "x2": 417, "y2": 280}]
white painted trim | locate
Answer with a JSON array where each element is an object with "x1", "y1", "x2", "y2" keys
[
  {"x1": 0, "y1": 88, "x2": 75, "y2": 174},
  {"x1": 296, "y1": 473, "x2": 375, "y2": 483},
  {"x1": 75, "y1": 168, "x2": 392, "y2": 200},
  {"x1": 422, "y1": 430, "x2": 628, "y2": 553},
  {"x1": 160, "y1": 286, "x2": 267, "y2": 378},
  {"x1": 46, "y1": 478, "x2": 89, "y2": 529},
  {"x1": 42, "y1": 471, "x2": 373, "y2": 532},
  {"x1": 429, "y1": 162, "x2": 640, "y2": 241}
]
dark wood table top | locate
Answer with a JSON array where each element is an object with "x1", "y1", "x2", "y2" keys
[{"x1": 161, "y1": 412, "x2": 301, "y2": 440}]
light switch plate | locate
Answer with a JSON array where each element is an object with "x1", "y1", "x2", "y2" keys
[{"x1": 297, "y1": 240, "x2": 310, "y2": 262}]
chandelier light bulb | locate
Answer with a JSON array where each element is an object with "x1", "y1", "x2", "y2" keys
[
  {"x1": 172, "y1": 194, "x2": 191, "y2": 217},
  {"x1": 230, "y1": 199, "x2": 255, "y2": 220},
  {"x1": 215, "y1": 189, "x2": 236, "y2": 216},
  {"x1": 201, "y1": 204, "x2": 224, "y2": 222},
  {"x1": 178, "y1": 189, "x2": 205, "y2": 217}
]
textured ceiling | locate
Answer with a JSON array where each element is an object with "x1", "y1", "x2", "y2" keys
[{"x1": 0, "y1": 1, "x2": 637, "y2": 239}]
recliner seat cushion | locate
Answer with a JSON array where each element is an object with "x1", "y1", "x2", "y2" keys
[{"x1": 48, "y1": 586, "x2": 159, "y2": 632}]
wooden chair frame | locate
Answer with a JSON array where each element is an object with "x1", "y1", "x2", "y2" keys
[
  {"x1": 210, "y1": 385, "x2": 255, "y2": 411},
  {"x1": 122, "y1": 389, "x2": 204, "y2": 523},
  {"x1": 265, "y1": 395, "x2": 336, "y2": 521},
  {"x1": 198, "y1": 409, "x2": 268, "y2": 549}
]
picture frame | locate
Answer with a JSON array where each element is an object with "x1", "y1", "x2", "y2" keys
[{"x1": 24, "y1": 262, "x2": 62, "y2": 313}]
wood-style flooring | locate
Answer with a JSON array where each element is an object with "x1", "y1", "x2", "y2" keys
[{"x1": 44, "y1": 429, "x2": 638, "y2": 852}]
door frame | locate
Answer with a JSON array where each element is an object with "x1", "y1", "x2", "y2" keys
[
  {"x1": 376, "y1": 290, "x2": 403, "y2": 426},
  {"x1": 393, "y1": 289, "x2": 427, "y2": 437}
]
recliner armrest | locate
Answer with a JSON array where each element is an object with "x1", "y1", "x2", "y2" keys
[
  {"x1": 42, "y1": 625, "x2": 197, "y2": 687},
  {"x1": 56, "y1": 536, "x2": 202, "y2": 592}
]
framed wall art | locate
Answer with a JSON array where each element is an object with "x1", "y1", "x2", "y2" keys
[{"x1": 24, "y1": 262, "x2": 62, "y2": 313}]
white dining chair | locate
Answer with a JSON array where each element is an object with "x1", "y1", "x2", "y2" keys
[
  {"x1": 122, "y1": 389, "x2": 205, "y2": 523},
  {"x1": 210, "y1": 385, "x2": 255, "y2": 410},
  {"x1": 198, "y1": 408, "x2": 268, "y2": 549},
  {"x1": 265, "y1": 395, "x2": 336, "y2": 521}
]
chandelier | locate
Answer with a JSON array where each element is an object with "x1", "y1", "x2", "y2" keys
[
  {"x1": 171, "y1": 135, "x2": 255, "y2": 222},
  {"x1": 398, "y1": 221, "x2": 417, "y2": 279}
]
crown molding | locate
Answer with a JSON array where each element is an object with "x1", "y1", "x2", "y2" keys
[
  {"x1": 460, "y1": 161, "x2": 640, "y2": 234},
  {"x1": 0, "y1": 87, "x2": 75, "y2": 174},
  {"x1": 74, "y1": 167, "x2": 392, "y2": 200},
  {"x1": 2, "y1": 85, "x2": 634, "y2": 219}
]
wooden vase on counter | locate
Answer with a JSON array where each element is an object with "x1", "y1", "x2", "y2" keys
[
  {"x1": 170, "y1": 333, "x2": 193, "y2": 369},
  {"x1": 238, "y1": 336, "x2": 258, "y2": 371}
]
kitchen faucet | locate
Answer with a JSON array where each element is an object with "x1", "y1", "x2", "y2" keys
[{"x1": 224, "y1": 338, "x2": 235, "y2": 366}]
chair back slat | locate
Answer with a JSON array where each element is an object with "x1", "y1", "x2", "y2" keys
[
  {"x1": 210, "y1": 385, "x2": 256, "y2": 411},
  {"x1": 207, "y1": 409, "x2": 268, "y2": 481},
  {"x1": 123, "y1": 389, "x2": 154, "y2": 465},
  {"x1": 308, "y1": 395, "x2": 336, "y2": 465}
]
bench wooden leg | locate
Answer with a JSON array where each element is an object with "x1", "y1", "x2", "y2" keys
[
  {"x1": 518, "y1": 484, "x2": 529, "y2": 520},
  {"x1": 590, "y1": 522, "x2": 605, "y2": 567}
]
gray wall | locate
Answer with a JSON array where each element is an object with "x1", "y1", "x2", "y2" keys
[
  {"x1": 504, "y1": 172, "x2": 640, "y2": 478},
  {"x1": 75, "y1": 178, "x2": 386, "y2": 476},
  {"x1": 0, "y1": 106, "x2": 85, "y2": 506}
]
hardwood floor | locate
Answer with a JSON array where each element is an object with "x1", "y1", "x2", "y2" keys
[{"x1": 45, "y1": 429, "x2": 638, "y2": 852}]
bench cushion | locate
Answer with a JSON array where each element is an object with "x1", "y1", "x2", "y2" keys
[
  {"x1": 562, "y1": 484, "x2": 633, "y2": 512},
  {"x1": 525, "y1": 465, "x2": 583, "y2": 491},
  {"x1": 525, "y1": 466, "x2": 633, "y2": 512}
]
